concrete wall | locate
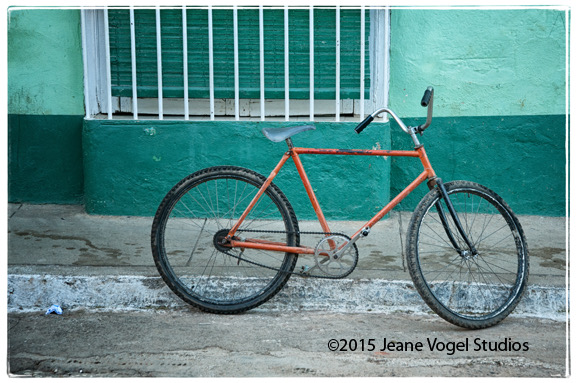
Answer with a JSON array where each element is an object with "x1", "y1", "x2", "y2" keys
[
  {"x1": 82, "y1": 120, "x2": 391, "y2": 220},
  {"x1": 388, "y1": 8, "x2": 566, "y2": 216},
  {"x1": 389, "y1": 8, "x2": 566, "y2": 117},
  {"x1": 8, "y1": 9, "x2": 85, "y2": 203},
  {"x1": 7, "y1": 7, "x2": 567, "y2": 217}
]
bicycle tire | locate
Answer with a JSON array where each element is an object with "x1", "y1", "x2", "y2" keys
[
  {"x1": 151, "y1": 166, "x2": 299, "y2": 314},
  {"x1": 406, "y1": 180, "x2": 529, "y2": 329}
]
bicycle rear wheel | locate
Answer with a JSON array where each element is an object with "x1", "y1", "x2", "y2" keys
[
  {"x1": 406, "y1": 180, "x2": 529, "y2": 329},
  {"x1": 151, "y1": 166, "x2": 299, "y2": 314}
]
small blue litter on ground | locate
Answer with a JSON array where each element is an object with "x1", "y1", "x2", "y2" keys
[{"x1": 45, "y1": 304, "x2": 63, "y2": 315}]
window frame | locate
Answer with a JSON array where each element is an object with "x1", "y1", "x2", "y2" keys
[{"x1": 81, "y1": 6, "x2": 390, "y2": 121}]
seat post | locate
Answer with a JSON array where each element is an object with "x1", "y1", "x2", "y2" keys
[{"x1": 285, "y1": 138, "x2": 294, "y2": 149}]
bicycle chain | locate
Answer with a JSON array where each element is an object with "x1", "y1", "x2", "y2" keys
[{"x1": 221, "y1": 228, "x2": 354, "y2": 279}]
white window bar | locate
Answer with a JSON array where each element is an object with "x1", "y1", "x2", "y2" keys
[
  {"x1": 103, "y1": 9, "x2": 113, "y2": 119},
  {"x1": 284, "y1": 6, "x2": 289, "y2": 121},
  {"x1": 359, "y1": 5, "x2": 365, "y2": 120},
  {"x1": 208, "y1": 5, "x2": 215, "y2": 120},
  {"x1": 383, "y1": 7, "x2": 391, "y2": 111},
  {"x1": 233, "y1": 5, "x2": 240, "y2": 120},
  {"x1": 309, "y1": 5, "x2": 314, "y2": 121},
  {"x1": 259, "y1": 5, "x2": 265, "y2": 121},
  {"x1": 156, "y1": 6, "x2": 164, "y2": 120},
  {"x1": 369, "y1": 7, "x2": 389, "y2": 120},
  {"x1": 182, "y1": 6, "x2": 189, "y2": 120},
  {"x1": 80, "y1": 9, "x2": 91, "y2": 118},
  {"x1": 129, "y1": 6, "x2": 138, "y2": 119},
  {"x1": 335, "y1": 6, "x2": 340, "y2": 122}
]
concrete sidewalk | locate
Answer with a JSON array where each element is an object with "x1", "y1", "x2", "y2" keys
[{"x1": 7, "y1": 203, "x2": 568, "y2": 320}]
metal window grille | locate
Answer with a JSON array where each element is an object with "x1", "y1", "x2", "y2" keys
[{"x1": 81, "y1": 6, "x2": 390, "y2": 122}]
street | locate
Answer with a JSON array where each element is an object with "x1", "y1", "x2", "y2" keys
[{"x1": 8, "y1": 309, "x2": 568, "y2": 377}]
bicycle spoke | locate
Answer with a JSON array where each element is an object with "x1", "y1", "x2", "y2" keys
[
  {"x1": 186, "y1": 217, "x2": 207, "y2": 266},
  {"x1": 153, "y1": 167, "x2": 298, "y2": 312},
  {"x1": 408, "y1": 182, "x2": 528, "y2": 328}
]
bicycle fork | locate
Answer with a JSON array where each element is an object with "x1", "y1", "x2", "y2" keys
[{"x1": 429, "y1": 178, "x2": 478, "y2": 258}]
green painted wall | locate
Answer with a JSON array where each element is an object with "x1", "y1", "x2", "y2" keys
[
  {"x1": 386, "y1": 8, "x2": 567, "y2": 216},
  {"x1": 389, "y1": 9, "x2": 566, "y2": 117},
  {"x1": 83, "y1": 120, "x2": 391, "y2": 220},
  {"x1": 8, "y1": 115, "x2": 85, "y2": 203},
  {"x1": 8, "y1": 9, "x2": 85, "y2": 115},
  {"x1": 7, "y1": 8, "x2": 567, "y2": 218},
  {"x1": 8, "y1": 8, "x2": 85, "y2": 204},
  {"x1": 390, "y1": 115, "x2": 566, "y2": 216}
]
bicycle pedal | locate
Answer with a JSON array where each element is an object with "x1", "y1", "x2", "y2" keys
[{"x1": 299, "y1": 265, "x2": 312, "y2": 277}]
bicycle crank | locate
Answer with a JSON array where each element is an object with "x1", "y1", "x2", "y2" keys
[{"x1": 313, "y1": 234, "x2": 359, "y2": 278}]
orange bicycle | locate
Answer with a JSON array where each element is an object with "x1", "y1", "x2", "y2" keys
[{"x1": 151, "y1": 87, "x2": 529, "y2": 329}]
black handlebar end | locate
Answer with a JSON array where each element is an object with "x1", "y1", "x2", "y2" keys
[
  {"x1": 421, "y1": 86, "x2": 434, "y2": 107},
  {"x1": 354, "y1": 115, "x2": 374, "y2": 134}
]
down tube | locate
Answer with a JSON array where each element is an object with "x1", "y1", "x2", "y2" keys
[
  {"x1": 228, "y1": 152, "x2": 291, "y2": 237},
  {"x1": 355, "y1": 170, "x2": 430, "y2": 237}
]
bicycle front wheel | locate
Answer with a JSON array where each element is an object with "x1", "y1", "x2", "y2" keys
[
  {"x1": 406, "y1": 181, "x2": 529, "y2": 329},
  {"x1": 151, "y1": 166, "x2": 299, "y2": 314}
]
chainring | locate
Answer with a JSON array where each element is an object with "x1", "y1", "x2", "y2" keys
[{"x1": 313, "y1": 234, "x2": 359, "y2": 278}]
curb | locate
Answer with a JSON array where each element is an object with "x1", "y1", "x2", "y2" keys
[{"x1": 8, "y1": 274, "x2": 567, "y2": 321}]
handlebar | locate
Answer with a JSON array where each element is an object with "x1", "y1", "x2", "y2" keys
[
  {"x1": 354, "y1": 115, "x2": 374, "y2": 134},
  {"x1": 417, "y1": 86, "x2": 434, "y2": 133},
  {"x1": 421, "y1": 86, "x2": 433, "y2": 107},
  {"x1": 354, "y1": 86, "x2": 434, "y2": 138}
]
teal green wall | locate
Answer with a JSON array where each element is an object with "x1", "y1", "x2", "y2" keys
[
  {"x1": 7, "y1": 8, "x2": 567, "y2": 218},
  {"x1": 387, "y1": 8, "x2": 566, "y2": 216},
  {"x1": 83, "y1": 121, "x2": 391, "y2": 220},
  {"x1": 390, "y1": 115, "x2": 566, "y2": 216},
  {"x1": 8, "y1": 8, "x2": 85, "y2": 203},
  {"x1": 8, "y1": 115, "x2": 85, "y2": 204},
  {"x1": 389, "y1": 9, "x2": 566, "y2": 117},
  {"x1": 8, "y1": 9, "x2": 85, "y2": 114}
]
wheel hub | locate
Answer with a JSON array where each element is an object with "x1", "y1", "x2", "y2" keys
[
  {"x1": 460, "y1": 249, "x2": 479, "y2": 260},
  {"x1": 213, "y1": 229, "x2": 233, "y2": 252}
]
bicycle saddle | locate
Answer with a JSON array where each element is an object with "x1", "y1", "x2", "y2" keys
[{"x1": 262, "y1": 125, "x2": 315, "y2": 142}]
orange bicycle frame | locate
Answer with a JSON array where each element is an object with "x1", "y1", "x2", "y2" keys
[{"x1": 226, "y1": 145, "x2": 437, "y2": 255}]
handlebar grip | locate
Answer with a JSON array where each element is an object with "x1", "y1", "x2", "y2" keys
[
  {"x1": 421, "y1": 86, "x2": 434, "y2": 107},
  {"x1": 354, "y1": 115, "x2": 374, "y2": 134}
]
